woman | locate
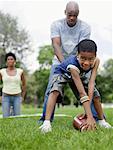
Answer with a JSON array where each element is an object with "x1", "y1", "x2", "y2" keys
[{"x1": 0, "y1": 52, "x2": 26, "y2": 117}]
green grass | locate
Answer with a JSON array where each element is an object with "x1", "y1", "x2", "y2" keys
[{"x1": 0, "y1": 106, "x2": 113, "y2": 150}]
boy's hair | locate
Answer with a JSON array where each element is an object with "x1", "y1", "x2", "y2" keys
[
  {"x1": 77, "y1": 39, "x2": 97, "y2": 55},
  {"x1": 5, "y1": 52, "x2": 16, "y2": 61}
]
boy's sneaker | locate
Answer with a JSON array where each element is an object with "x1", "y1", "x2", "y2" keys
[
  {"x1": 39, "y1": 120, "x2": 52, "y2": 133},
  {"x1": 98, "y1": 119, "x2": 112, "y2": 128}
]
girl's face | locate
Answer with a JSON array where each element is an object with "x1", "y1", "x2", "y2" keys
[
  {"x1": 77, "y1": 51, "x2": 96, "y2": 71},
  {"x1": 6, "y1": 56, "x2": 16, "y2": 67}
]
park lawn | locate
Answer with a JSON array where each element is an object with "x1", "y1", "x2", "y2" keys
[{"x1": 0, "y1": 106, "x2": 113, "y2": 150}]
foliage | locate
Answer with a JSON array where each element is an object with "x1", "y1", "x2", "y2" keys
[
  {"x1": 25, "y1": 69, "x2": 50, "y2": 107},
  {"x1": 25, "y1": 74, "x2": 37, "y2": 104},
  {"x1": 38, "y1": 45, "x2": 54, "y2": 69},
  {"x1": 0, "y1": 11, "x2": 33, "y2": 68},
  {"x1": 96, "y1": 59, "x2": 113, "y2": 103},
  {"x1": 63, "y1": 84, "x2": 78, "y2": 106},
  {"x1": 34, "y1": 69, "x2": 50, "y2": 106}
]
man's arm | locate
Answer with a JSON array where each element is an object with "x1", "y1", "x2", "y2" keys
[
  {"x1": 70, "y1": 68, "x2": 96, "y2": 130},
  {"x1": 21, "y1": 71, "x2": 26, "y2": 100},
  {"x1": 52, "y1": 37, "x2": 64, "y2": 62},
  {"x1": 88, "y1": 58, "x2": 100, "y2": 101}
]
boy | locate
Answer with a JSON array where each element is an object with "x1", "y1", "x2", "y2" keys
[{"x1": 39, "y1": 39, "x2": 112, "y2": 133}]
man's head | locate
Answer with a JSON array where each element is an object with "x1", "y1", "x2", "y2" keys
[
  {"x1": 65, "y1": 1, "x2": 79, "y2": 27},
  {"x1": 77, "y1": 39, "x2": 97, "y2": 70}
]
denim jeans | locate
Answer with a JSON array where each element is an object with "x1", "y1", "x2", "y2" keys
[
  {"x1": 39, "y1": 64, "x2": 99, "y2": 122},
  {"x1": 2, "y1": 93, "x2": 22, "y2": 118}
]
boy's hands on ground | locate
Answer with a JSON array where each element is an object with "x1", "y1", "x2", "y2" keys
[
  {"x1": 39, "y1": 120, "x2": 52, "y2": 133},
  {"x1": 84, "y1": 116, "x2": 96, "y2": 131}
]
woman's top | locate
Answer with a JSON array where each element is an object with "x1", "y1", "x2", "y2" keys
[{"x1": 0, "y1": 68, "x2": 23, "y2": 95}]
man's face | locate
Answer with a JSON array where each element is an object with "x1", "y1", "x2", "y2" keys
[
  {"x1": 77, "y1": 51, "x2": 96, "y2": 71},
  {"x1": 65, "y1": 10, "x2": 78, "y2": 27}
]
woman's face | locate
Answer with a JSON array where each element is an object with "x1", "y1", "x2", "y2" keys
[
  {"x1": 77, "y1": 51, "x2": 96, "y2": 71},
  {"x1": 6, "y1": 56, "x2": 16, "y2": 67}
]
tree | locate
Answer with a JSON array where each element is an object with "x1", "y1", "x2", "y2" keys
[
  {"x1": 96, "y1": 59, "x2": 113, "y2": 103},
  {"x1": 24, "y1": 69, "x2": 50, "y2": 107},
  {"x1": 0, "y1": 11, "x2": 33, "y2": 68},
  {"x1": 38, "y1": 45, "x2": 54, "y2": 69},
  {"x1": 34, "y1": 69, "x2": 50, "y2": 107}
]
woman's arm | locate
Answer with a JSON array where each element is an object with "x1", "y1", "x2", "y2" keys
[
  {"x1": 0, "y1": 72, "x2": 2, "y2": 80},
  {"x1": 21, "y1": 71, "x2": 26, "y2": 99},
  {"x1": 88, "y1": 58, "x2": 100, "y2": 101}
]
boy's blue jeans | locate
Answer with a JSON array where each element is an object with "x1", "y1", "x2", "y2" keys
[
  {"x1": 39, "y1": 64, "x2": 99, "y2": 122},
  {"x1": 2, "y1": 93, "x2": 22, "y2": 118}
]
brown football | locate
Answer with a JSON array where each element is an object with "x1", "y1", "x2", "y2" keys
[{"x1": 73, "y1": 113, "x2": 87, "y2": 131}]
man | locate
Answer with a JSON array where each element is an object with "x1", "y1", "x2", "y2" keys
[{"x1": 39, "y1": 1, "x2": 92, "y2": 122}]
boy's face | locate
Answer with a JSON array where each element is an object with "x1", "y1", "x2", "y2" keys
[{"x1": 77, "y1": 51, "x2": 96, "y2": 71}]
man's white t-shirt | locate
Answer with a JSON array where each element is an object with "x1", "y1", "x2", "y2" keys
[{"x1": 51, "y1": 18, "x2": 91, "y2": 65}]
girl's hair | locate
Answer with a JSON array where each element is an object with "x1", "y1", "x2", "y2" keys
[
  {"x1": 77, "y1": 39, "x2": 97, "y2": 55},
  {"x1": 5, "y1": 52, "x2": 16, "y2": 61}
]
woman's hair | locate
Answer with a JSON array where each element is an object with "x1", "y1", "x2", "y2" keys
[
  {"x1": 5, "y1": 52, "x2": 16, "y2": 61},
  {"x1": 77, "y1": 39, "x2": 97, "y2": 55}
]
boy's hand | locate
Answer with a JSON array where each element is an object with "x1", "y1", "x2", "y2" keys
[
  {"x1": 39, "y1": 120, "x2": 52, "y2": 133},
  {"x1": 85, "y1": 116, "x2": 96, "y2": 131}
]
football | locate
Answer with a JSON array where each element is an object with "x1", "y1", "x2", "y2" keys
[{"x1": 73, "y1": 113, "x2": 87, "y2": 131}]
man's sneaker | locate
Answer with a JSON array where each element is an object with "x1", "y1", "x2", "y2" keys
[
  {"x1": 39, "y1": 120, "x2": 52, "y2": 133},
  {"x1": 98, "y1": 119, "x2": 112, "y2": 128}
]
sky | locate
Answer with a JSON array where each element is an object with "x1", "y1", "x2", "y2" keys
[{"x1": 0, "y1": 0, "x2": 112, "y2": 72}]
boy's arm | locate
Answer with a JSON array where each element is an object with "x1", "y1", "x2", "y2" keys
[
  {"x1": 21, "y1": 71, "x2": 26, "y2": 100},
  {"x1": 88, "y1": 58, "x2": 100, "y2": 101},
  {"x1": 70, "y1": 68, "x2": 96, "y2": 130}
]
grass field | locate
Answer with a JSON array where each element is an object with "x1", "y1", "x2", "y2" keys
[{"x1": 0, "y1": 105, "x2": 113, "y2": 150}]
